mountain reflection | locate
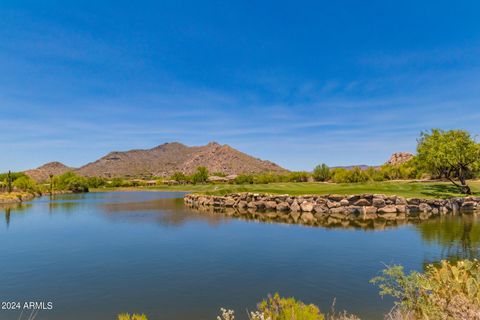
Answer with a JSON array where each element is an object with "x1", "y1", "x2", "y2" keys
[{"x1": 100, "y1": 197, "x2": 228, "y2": 227}]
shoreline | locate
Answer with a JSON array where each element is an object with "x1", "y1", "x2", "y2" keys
[
  {"x1": 0, "y1": 190, "x2": 74, "y2": 205},
  {"x1": 184, "y1": 192, "x2": 480, "y2": 225}
]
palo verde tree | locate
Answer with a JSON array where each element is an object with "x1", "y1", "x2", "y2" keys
[
  {"x1": 416, "y1": 129, "x2": 480, "y2": 194},
  {"x1": 191, "y1": 166, "x2": 209, "y2": 184},
  {"x1": 312, "y1": 163, "x2": 331, "y2": 182}
]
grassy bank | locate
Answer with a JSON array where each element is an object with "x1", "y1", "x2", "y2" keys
[
  {"x1": 92, "y1": 180, "x2": 480, "y2": 199},
  {"x1": 0, "y1": 191, "x2": 36, "y2": 204}
]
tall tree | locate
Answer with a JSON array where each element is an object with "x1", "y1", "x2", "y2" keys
[{"x1": 417, "y1": 129, "x2": 480, "y2": 194}]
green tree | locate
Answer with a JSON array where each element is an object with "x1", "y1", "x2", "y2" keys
[
  {"x1": 170, "y1": 172, "x2": 188, "y2": 184},
  {"x1": 12, "y1": 176, "x2": 37, "y2": 192},
  {"x1": 53, "y1": 172, "x2": 89, "y2": 193},
  {"x1": 312, "y1": 163, "x2": 331, "y2": 182},
  {"x1": 417, "y1": 129, "x2": 480, "y2": 194},
  {"x1": 86, "y1": 176, "x2": 107, "y2": 188},
  {"x1": 191, "y1": 166, "x2": 209, "y2": 184}
]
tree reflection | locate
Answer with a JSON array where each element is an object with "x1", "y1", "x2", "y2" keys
[
  {"x1": 416, "y1": 215, "x2": 480, "y2": 262},
  {"x1": 1, "y1": 203, "x2": 30, "y2": 228}
]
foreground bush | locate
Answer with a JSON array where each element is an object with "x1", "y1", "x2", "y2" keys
[
  {"x1": 117, "y1": 313, "x2": 148, "y2": 320},
  {"x1": 217, "y1": 293, "x2": 358, "y2": 320},
  {"x1": 371, "y1": 259, "x2": 480, "y2": 319}
]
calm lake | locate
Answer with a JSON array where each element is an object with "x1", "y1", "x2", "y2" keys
[{"x1": 1, "y1": 192, "x2": 479, "y2": 320}]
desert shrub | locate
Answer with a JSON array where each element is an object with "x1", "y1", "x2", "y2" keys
[
  {"x1": 364, "y1": 167, "x2": 385, "y2": 181},
  {"x1": 371, "y1": 259, "x2": 480, "y2": 319},
  {"x1": 12, "y1": 176, "x2": 38, "y2": 192},
  {"x1": 331, "y1": 167, "x2": 369, "y2": 183},
  {"x1": 313, "y1": 164, "x2": 331, "y2": 182},
  {"x1": 117, "y1": 313, "x2": 148, "y2": 320},
  {"x1": 234, "y1": 174, "x2": 255, "y2": 184},
  {"x1": 53, "y1": 172, "x2": 89, "y2": 193},
  {"x1": 192, "y1": 166, "x2": 209, "y2": 184},
  {"x1": 287, "y1": 171, "x2": 310, "y2": 182},
  {"x1": 253, "y1": 172, "x2": 283, "y2": 184},
  {"x1": 86, "y1": 176, "x2": 107, "y2": 188},
  {"x1": 170, "y1": 172, "x2": 189, "y2": 184},
  {"x1": 0, "y1": 171, "x2": 27, "y2": 181},
  {"x1": 258, "y1": 293, "x2": 325, "y2": 320},
  {"x1": 108, "y1": 178, "x2": 134, "y2": 187}
]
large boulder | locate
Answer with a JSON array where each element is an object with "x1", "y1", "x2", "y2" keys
[
  {"x1": 276, "y1": 202, "x2": 290, "y2": 211},
  {"x1": 300, "y1": 201, "x2": 314, "y2": 212},
  {"x1": 378, "y1": 205, "x2": 397, "y2": 214}
]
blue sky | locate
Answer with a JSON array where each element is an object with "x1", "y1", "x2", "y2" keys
[{"x1": 1, "y1": 0, "x2": 480, "y2": 171}]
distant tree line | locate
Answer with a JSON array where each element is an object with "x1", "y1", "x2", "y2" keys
[{"x1": 2, "y1": 129, "x2": 479, "y2": 195}]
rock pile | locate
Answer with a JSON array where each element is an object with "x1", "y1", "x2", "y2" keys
[{"x1": 184, "y1": 193, "x2": 480, "y2": 226}]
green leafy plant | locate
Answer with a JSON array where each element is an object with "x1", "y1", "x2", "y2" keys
[
  {"x1": 53, "y1": 172, "x2": 89, "y2": 193},
  {"x1": 257, "y1": 293, "x2": 325, "y2": 320},
  {"x1": 371, "y1": 259, "x2": 480, "y2": 319},
  {"x1": 313, "y1": 164, "x2": 331, "y2": 182},
  {"x1": 192, "y1": 166, "x2": 209, "y2": 184},
  {"x1": 12, "y1": 176, "x2": 38, "y2": 192},
  {"x1": 117, "y1": 313, "x2": 148, "y2": 320}
]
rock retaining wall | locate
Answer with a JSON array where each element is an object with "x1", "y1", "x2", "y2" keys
[{"x1": 184, "y1": 193, "x2": 480, "y2": 225}]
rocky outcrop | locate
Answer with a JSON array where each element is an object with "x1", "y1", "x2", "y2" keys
[
  {"x1": 184, "y1": 193, "x2": 480, "y2": 226},
  {"x1": 386, "y1": 152, "x2": 414, "y2": 165}
]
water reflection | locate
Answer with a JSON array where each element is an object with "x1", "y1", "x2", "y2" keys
[
  {"x1": 1, "y1": 191, "x2": 480, "y2": 320},
  {"x1": 416, "y1": 215, "x2": 480, "y2": 262},
  {"x1": 1, "y1": 203, "x2": 30, "y2": 228},
  {"x1": 100, "y1": 197, "x2": 228, "y2": 227}
]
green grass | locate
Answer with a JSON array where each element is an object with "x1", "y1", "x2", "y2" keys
[{"x1": 92, "y1": 180, "x2": 480, "y2": 199}]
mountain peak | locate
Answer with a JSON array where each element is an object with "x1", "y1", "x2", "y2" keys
[
  {"x1": 24, "y1": 162, "x2": 73, "y2": 182},
  {"x1": 75, "y1": 142, "x2": 286, "y2": 178}
]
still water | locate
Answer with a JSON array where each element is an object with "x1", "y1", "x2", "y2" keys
[{"x1": 0, "y1": 192, "x2": 479, "y2": 320}]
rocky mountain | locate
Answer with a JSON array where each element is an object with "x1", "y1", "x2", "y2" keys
[
  {"x1": 24, "y1": 162, "x2": 73, "y2": 182},
  {"x1": 385, "y1": 152, "x2": 414, "y2": 165},
  {"x1": 75, "y1": 142, "x2": 286, "y2": 178}
]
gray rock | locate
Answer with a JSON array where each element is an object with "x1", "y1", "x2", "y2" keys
[
  {"x1": 378, "y1": 205, "x2": 397, "y2": 214},
  {"x1": 419, "y1": 203, "x2": 432, "y2": 212},
  {"x1": 290, "y1": 201, "x2": 301, "y2": 212},
  {"x1": 276, "y1": 202, "x2": 290, "y2": 211},
  {"x1": 313, "y1": 204, "x2": 328, "y2": 213},
  {"x1": 372, "y1": 198, "x2": 386, "y2": 208},
  {"x1": 354, "y1": 198, "x2": 371, "y2": 206},
  {"x1": 364, "y1": 206, "x2": 378, "y2": 214},
  {"x1": 328, "y1": 194, "x2": 345, "y2": 201},
  {"x1": 265, "y1": 201, "x2": 277, "y2": 210}
]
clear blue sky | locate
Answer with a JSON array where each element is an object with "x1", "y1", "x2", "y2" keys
[{"x1": 1, "y1": 1, "x2": 480, "y2": 171}]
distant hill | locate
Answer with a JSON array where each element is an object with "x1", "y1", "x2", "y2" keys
[
  {"x1": 75, "y1": 142, "x2": 286, "y2": 178},
  {"x1": 24, "y1": 162, "x2": 73, "y2": 182},
  {"x1": 331, "y1": 165, "x2": 371, "y2": 170},
  {"x1": 331, "y1": 152, "x2": 414, "y2": 171}
]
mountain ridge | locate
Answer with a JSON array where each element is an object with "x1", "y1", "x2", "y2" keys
[{"x1": 74, "y1": 141, "x2": 286, "y2": 178}]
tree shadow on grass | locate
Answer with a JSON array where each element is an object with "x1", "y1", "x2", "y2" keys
[{"x1": 420, "y1": 183, "x2": 479, "y2": 198}]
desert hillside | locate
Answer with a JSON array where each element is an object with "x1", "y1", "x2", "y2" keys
[{"x1": 75, "y1": 142, "x2": 286, "y2": 178}]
